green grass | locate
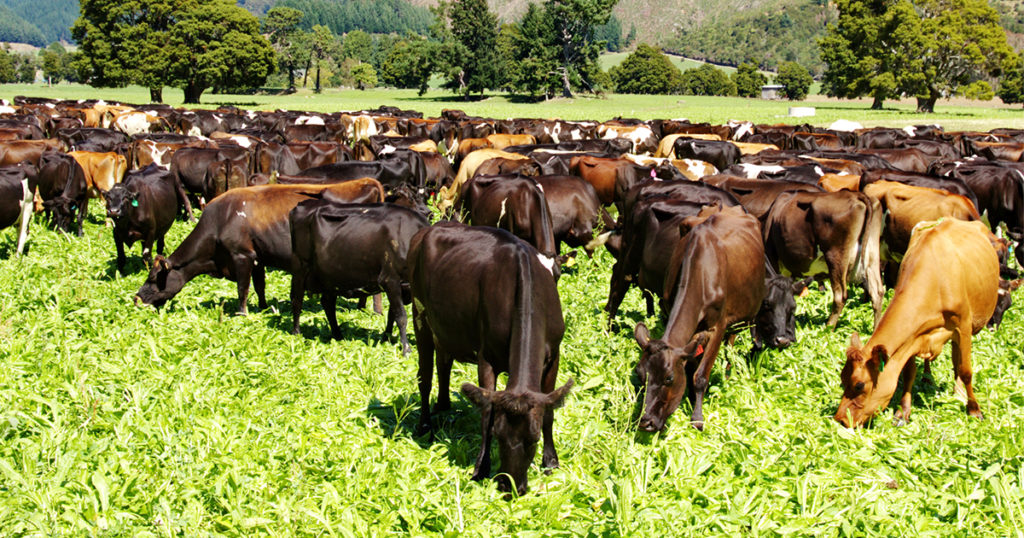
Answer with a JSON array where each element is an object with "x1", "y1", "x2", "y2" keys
[
  {"x1": 1, "y1": 196, "x2": 1023, "y2": 535},
  {"x1": 4, "y1": 83, "x2": 1024, "y2": 132}
]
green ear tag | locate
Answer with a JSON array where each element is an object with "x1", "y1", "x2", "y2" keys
[{"x1": 131, "y1": 199, "x2": 139, "y2": 207}]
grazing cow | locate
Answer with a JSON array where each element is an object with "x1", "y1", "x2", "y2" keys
[
  {"x1": 532, "y1": 174, "x2": 615, "y2": 254},
  {"x1": 454, "y1": 175, "x2": 560, "y2": 267},
  {"x1": 106, "y1": 165, "x2": 180, "y2": 274},
  {"x1": 135, "y1": 180, "x2": 385, "y2": 314},
  {"x1": 0, "y1": 165, "x2": 34, "y2": 254},
  {"x1": 673, "y1": 139, "x2": 742, "y2": 171},
  {"x1": 0, "y1": 139, "x2": 62, "y2": 166},
  {"x1": 289, "y1": 201, "x2": 429, "y2": 353},
  {"x1": 633, "y1": 205, "x2": 767, "y2": 431},
  {"x1": 860, "y1": 169, "x2": 979, "y2": 210},
  {"x1": 34, "y1": 150, "x2": 89, "y2": 236},
  {"x1": 862, "y1": 180, "x2": 981, "y2": 261},
  {"x1": 443, "y1": 149, "x2": 533, "y2": 207},
  {"x1": 409, "y1": 223, "x2": 573, "y2": 495},
  {"x1": 67, "y1": 150, "x2": 128, "y2": 198},
  {"x1": 704, "y1": 176, "x2": 823, "y2": 221},
  {"x1": 571, "y1": 155, "x2": 683, "y2": 209},
  {"x1": 835, "y1": 219, "x2": 1000, "y2": 428},
  {"x1": 763, "y1": 190, "x2": 884, "y2": 327}
]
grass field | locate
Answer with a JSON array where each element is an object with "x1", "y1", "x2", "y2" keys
[
  {"x1": 3, "y1": 83, "x2": 1024, "y2": 132},
  {"x1": 1, "y1": 191, "x2": 1024, "y2": 534}
]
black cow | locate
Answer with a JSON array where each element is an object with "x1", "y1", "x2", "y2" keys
[
  {"x1": 106, "y1": 165, "x2": 180, "y2": 274},
  {"x1": 409, "y1": 223, "x2": 573, "y2": 496},
  {"x1": 289, "y1": 201, "x2": 429, "y2": 353},
  {"x1": 0, "y1": 165, "x2": 33, "y2": 253},
  {"x1": 454, "y1": 174, "x2": 560, "y2": 265},
  {"x1": 673, "y1": 139, "x2": 741, "y2": 171},
  {"x1": 35, "y1": 150, "x2": 89, "y2": 236},
  {"x1": 532, "y1": 174, "x2": 615, "y2": 254}
]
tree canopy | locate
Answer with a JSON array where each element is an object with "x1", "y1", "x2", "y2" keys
[
  {"x1": 775, "y1": 61, "x2": 813, "y2": 100},
  {"x1": 732, "y1": 62, "x2": 767, "y2": 98},
  {"x1": 431, "y1": 0, "x2": 501, "y2": 97},
  {"x1": 680, "y1": 64, "x2": 736, "y2": 96},
  {"x1": 73, "y1": 0, "x2": 275, "y2": 103},
  {"x1": 609, "y1": 44, "x2": 682, "y2": 94},
  {"x1": 820, "y1": 0, "x2": 1014, "y2": 112}
]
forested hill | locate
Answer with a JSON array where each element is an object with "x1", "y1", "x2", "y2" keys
[{"x1": 0, "y1": 0, "x2": 77, "y2": 46}]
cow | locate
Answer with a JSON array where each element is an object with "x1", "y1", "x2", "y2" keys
[
  {"x1": 835, "y1": 219, "x2": 1000, "y2": 428},
  {"x1": 0, "y1": 165, "x2": 34, "y2": 254},
  {"x1": 0, "y1": 139, "x2": 62, "y2": 166},
  {"x1": 673, "y1": 139, "x2": 742, "y2": 171},
  {"x1": 632, "y1": 205, "x2": 768, "y2": 431},
  {"x1": 532, "y1": 174, "x2": 615, "y2": 254},
  {"x1": 106, "y1": 165, "x2": 180, "y2": 274},
  {"x1": 289, "y1": 201, "x2": 429, "y2": 353},
  {"x1": 570, "y1": 155, "x2": 684, "y2": 209},
  {"x1": 135, "y1": 180, "x2": 386, "y2": 314},
  {"x1": 67, "y1": 150, "x2": 128, "y2": 199},
  {"x1": 704, "y1": 176, "x2": 823, "y2": 221},
  {"x1": 763, "y1": 190, "x2": 884, "y2": 327},
  {"x1": 443, "y1": 149, "x2": 534, "y2": 208},
  {"x1": 454, "y1": 175, "x2": 560, "y2": 269},
  {"x1": 860, "y1": 169, "x2": 979, "y2": 211},
  {"x1": 409, "y1": 222, "x2": 573, "y2": 496},
  {"x1": 34, "y1": 150, "x2": 89, "y2": 236}
]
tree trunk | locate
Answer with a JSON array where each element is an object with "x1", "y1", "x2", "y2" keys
[
  {"x1": 561, "y1": 67, "x2": 573, "y2": 98},
  {"x1": 150, "y1": 87, "x2": 163, "y2": 103},
  {"x1": 315, "y1": 63, "x2": 321, "y2": 94},
  {"x1": 183, "y1": 83, "x2": 204, "y2": 104},
  {"x1": 871, "y1": 96, "x2": 883, "y2": 110},
  {"x1": 287, "y1": 65, "x2": 295, "y2": 91},
  {"x1": 916, "y1": 90, "x2": 939, "y2": 113}
]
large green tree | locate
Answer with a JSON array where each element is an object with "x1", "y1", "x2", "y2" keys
[
  {"x1": 998, "y1": 52, "x2": 1024, "y2": 107},
  {"x1": 775, "y1": 61, "x2": 813, "y2": 100},
  {"x1": 73, "y1": 0, "x2": 275, "y2": 103},
  {"x1": 263, "y1": 6, "x2": 307, "y2": 91},
  {"x1": 680, "y1": 64, "x2": 736, "y2": 96},
  {"x1": 820, "y1": 0, "x2": 1013, "y2": 112},
  {"x1": 732, "y1": 62, "x2": 767, "y2": 98},
  {"x1": 381, "y1": 37, "x2": 436, "y2": 94},
  {"x1": 432, "y1": 0, "x2": 501, "y2": 97},
  {"x1": 609, "y1": 44, "x2": 682, "y2": 94},
  {"x1": 546, "y1": 0, "x2": 618, "y2": 97}
]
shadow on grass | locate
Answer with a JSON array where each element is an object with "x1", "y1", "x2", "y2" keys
[
  {"x1": 367, "y1": 393, "x2": 482, "y2": 470},
  {"x1": 261, "y1": 295, "x2": 385, "y2": 344}
]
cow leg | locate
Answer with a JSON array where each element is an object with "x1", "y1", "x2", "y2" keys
[
  {"x1": 644, "y1": 291, "x2": 656, "y2": 318},
  {"x1": 290, "y1": 273, "x2": 306, "y2": 335},
  {"x1": 825, "y1": 256, "x2": 847, "y2": 328},
  {"x1": 471, "y1": 361, "x2": 497, "y2": 481},
  {"x1": 435, "y1": 352, "x2": 453, "y2": 413},
  {"x1": 252, "y1": 264, "x2": 268, "y2": 310},
  {"x1": 115, "y1": 236, "x2": 127, "y2": 275},
  {"x1": 414, "y1": 312, "x2": 435, "y2": 437},
  {"x1": 893, "y1": 358, "x2": 918, "y2": 426},
  {"x1": 16, "y1": 178, "x2": 31, "y2": 255},
  {"x1": 322, "y1": 291, "x2": 342, "y2": 340},
  {"x1": 233, "y1": 255, "x2": 254, "y2": 315},
  {"x1": 75, "y1": 197, "x2": 88, "y2": 237},
  {"x1": 951, "y1": 325, "x2": 983, "y2": 419},
  {"x1": 141, "y1": 236, "x2": 154, "y2": 270},
  {"x1": 372, "y1": 293, "x2": 383, "y2": 315},
  {"x1": 383, "y1": 281, "x2": 410, "y2": 355},
  {"x1": 172, "y1": 174, "x2": 195, "y2": 222},
  {"x1": 690, "y1": 328, "x2": 725, "y2": 431},
  {"x1": 541, "y1": 348, "x2": 561, "y2": 471},
  {"x1": 604, "y1": 260, "x2": 630, "y2": 324}
]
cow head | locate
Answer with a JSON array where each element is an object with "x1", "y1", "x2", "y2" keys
[
  {"x1": 752, "y1": 275, "x2": 808, "y2": 351},
  {"x1": 134, "y1": 256, "x2": 185, "y2": 308},
  {"x1": 988, "y1": 279, "x2": 1022, "y2": 330},
  {"x1": 42, "y1": 195, "x2": 79, "y2": 234},
  {"x1": 461, "y1": 380, "x2": 573, "y2": 496},
  {"x1": 835, "y1": 333, "x2": 886, "y2": 428},
  {"x1": 633, "y1": 323, "x2": 707, "y2": 432},
  {"x1": 105, "y1": 183, "x2": 134, "y2": 220}
]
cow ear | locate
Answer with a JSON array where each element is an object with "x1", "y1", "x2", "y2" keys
[
  {"x1": 154, "y1": 256, "x2": 172, "y2": 272},
  {"x1": 543, "y1": 379, "x2": 574, "y2": 409},
  {"x1": 634, "y1": 322, "x2": 651, "y2": 348},
  {"x1": 793, "y1": 276, "x2": 813, "y2": 295},
  {"x1": 460, "y1": 383, "x2": 494, "y2": 409},
  {"x1": 869, "y1": 345, "x2": 888, "y2": 373},
  {"x1": 849, "y1": 332, "x2": 862, "y2": 351}
]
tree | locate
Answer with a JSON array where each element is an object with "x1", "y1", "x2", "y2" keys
[
  {"x1": 263, "y1": 6, "x2": 307, "y2": 91},
  {"x1": 680, "y1": 64, "x2": 736, "y2": 96},
  {"x1": 609, "y1": 43, "x2": 682, "y2": 94},
  {"x1": 998, "y1": 53, "x2": 1024, "y2": 107},
  {"x1": 432, "y1": 0, "x2": 501, "y2": 97},
  {"x1": 546, "y1": 0, "x2": 618, "y2": 97},
  {"x1": 820, "y1": 0, "x2": 1013, "y2": 112},
  {"x1": 381, "y1": 37, "x2": 435, "y2": 94},
  {"x1": 775, "y1": 61, "x2": 813, "y2": 100},
  {"x1": 73, "y1": 0, "x2": 275, "y2": 103},
  {"x1": 505, "y1": 2, "x2": 561, "y2": 98},
  {"x1": 309, "y1": 25, "x2": 339, "y2": 93},
  {"x1": 732, "y1": 62, "x2": 767, "y2": 98},
  {"x1": 350, "y1": 62, "x2": 377, "y2": 90},
  {"x1": 341, "y1": 30, "x2": 375, "y2": 65},
  {"x1": 0, "y1": 48, "x2": 16, "y2": 83}
]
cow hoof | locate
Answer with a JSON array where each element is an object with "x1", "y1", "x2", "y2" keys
[
  {"x1": 691, "y1": 420, "x2": 705, "y2": 431},
  {"x1": 470, "y1": 470, "x2": 488, "y2": 482},
  {"x1": 414, "y1": 422, "x2": 432, "y2": 438},
  {"x1": 892, "y1": 417, "x2": 907, "y2": 427}
]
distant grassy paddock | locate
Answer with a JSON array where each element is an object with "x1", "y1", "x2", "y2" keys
[{"x1": 3, "y1": 83, "x2": 1024, "y2": 131}]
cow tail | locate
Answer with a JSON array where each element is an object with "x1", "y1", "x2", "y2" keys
[
  {"x1": 853, "y1": 192, "x2": 883, "y2": 292},
  {"x1": 509, "y1": 245, "x2": 536, "y2": 376}
]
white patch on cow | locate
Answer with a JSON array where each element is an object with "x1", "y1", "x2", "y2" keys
[
  {"x1": 571, "y1": 129, "x2": 582, "y2": 140},
  {"x1": 45, "y1": 102, "x2": 56, "y2": 109},
  {"x1": 903, "y1": 125, "x2": 917, "y2": 137},
  {"x1": 738, "y1": 164, "x2": 785, "y2": 179},
  {"x1": 142, "y1": 247, "x2": 150, "y2": 257},
  {"x1": 537, "y1": 254, "x2": 556, "y2": 275},
  {"x1": 549, "y1": 123, "x2": 561, "y2": 144},
  {"x1": 236, "y1": 211, "x2": 247, "y2": 218},
  {"x1": 96, "y1": 100, "x2": 106, "y2": 106},
  {"x1": 729, "y1": 120, "x2": 754, "y2": 141},
  {"x1": 814, "y1": 166, "x2": 824, "y2": 177},
  {"x1": 499, "y1": 197, "x2": 508, "y2": 223},
  {"x1": 0, "y1": 105, "x2": 16, "y2": 114},
  {"x1": 188, "y1": 126, "x2": 202, "y2": 137},
  {"x1": 296, "y1": 115, "x2": 325, "y2": 125},
  {"x1": 829, "y1": 119, "x2": 863, "y2": 132},
  {"x1": 685, "y1": 159, "x2": 707, "y2": 179},
  {"x1": 535, "y1": 182, "x2": 544, "y2": 194},
  {"x1": 379, "y1": 145, "x2": 397, "y2": 155},
  {"x1": 232, "y1": 136, "x2": 252, "y2": 149},
  {"x1": 602, "y1": 128, "x2": 619, "y2": 140}
]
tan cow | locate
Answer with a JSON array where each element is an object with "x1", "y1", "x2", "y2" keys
[
  {"x1": 836, "y1": 219, "x2": 1000, "y2": 427},
  {"x1": 68, "y1": 151, "x2": 129, "y2": 198}
]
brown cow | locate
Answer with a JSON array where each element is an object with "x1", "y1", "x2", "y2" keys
[
  {"x1": 836, "y1": 219, "x2": 1000, "y2": 427},
  {"x1": 763, "y1": 190, "x2": 884, "y2": 327},
  {"x1": 0, "y1": 139, "x2": 62, "y2": 166},
  {"x1": 633, "y1": 205, "x2": 766, "y2": 431},
  {"x1": 863, "y1": 180, "x2": 981, "y2": 261},
  {"x1": 68, "y1": 150, "x2": 128, "y2": 198}
]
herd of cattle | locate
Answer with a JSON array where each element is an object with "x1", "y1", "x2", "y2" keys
[{"x1": 1, "y1": 95, "x2": 1022, "y2": 495}]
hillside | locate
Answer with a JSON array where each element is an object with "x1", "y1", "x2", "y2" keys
[{"x1": 0, "y1": 0, "x2": 76, "y2": 45}]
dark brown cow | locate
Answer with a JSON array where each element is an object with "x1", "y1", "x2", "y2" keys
[
  {"x1": 289, "y1": 201, "x2": 429, "y2": 353},
  {"x1": 704, "y1": 176, "x2": 822, "y2": 220},
  {"x1": 532, "y1": 174, "x2": 614, "y2": 254},
  {"x1": 0, "y1": 139, "x2": 62, "y2": 166},
  {"x1": 409, "y1": 223, "x2": 572, "y2": 496},
  {"x1": 763, "y1": 190, "x2": 884, "y2": 327},
  {"x1": 836, "y1": 219, "x2": 999, "y2": 428},
  {"x1": 454, "y1": 175, "x2": 560, "y2": 266},
  {"x1": 135, "y1": 180, "x2": 385, "y2": 314},
  {"x1": 633, "y1": 205, "x2": 767, "y2": 431},
  {"x1": 106, "y1": 165, "x2": 180, "y2": 274},
  {"x1": 0, "y1": 165, "x2": 34, "y2": 253}
]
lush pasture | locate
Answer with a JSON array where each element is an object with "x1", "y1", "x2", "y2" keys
[
  {"x1": 3, "y1": 83, "x2": 1024, "y2": 131},
  {"x1": 1, "y1": 191, "x2": 1024, "y2": 534}
]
